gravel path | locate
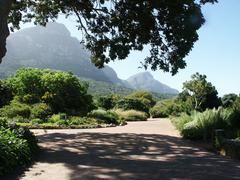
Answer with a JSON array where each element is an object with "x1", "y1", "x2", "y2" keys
[{"x1": 5, "y1": 119, "x2": 240, "y2": 179}]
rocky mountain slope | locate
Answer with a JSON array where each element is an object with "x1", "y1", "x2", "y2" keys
[
  {"x1": 1, "y1": 23, "x2": 178, "y2": 94},
  {"x1": 125, "y1": 72, "x2": 179, "y2": 94}
]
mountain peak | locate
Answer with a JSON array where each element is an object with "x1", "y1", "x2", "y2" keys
[
  {"x1": 15, "y1": 22, "x2": 71, "y2": 37},
  {"x1": 128, "y1": 71, "x2": 153, "y2": 81},
  {"x1": 126, "y1": 72, "x2": 178, "y2": 94}
]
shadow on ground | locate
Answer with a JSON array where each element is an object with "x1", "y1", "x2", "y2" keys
[{"x1": 4, "y1": 132, "x2": 240, "y2": 179}]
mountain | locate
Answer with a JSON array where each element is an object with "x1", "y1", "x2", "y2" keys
[
  {"x1": 83, "y1": 78, "x2": 177, "y2": 100},
  {"x1": 1, "y1": 22, "x2": 178, "y2": 95},
  {"x1": 1, "y1": 23, "x2": 123, "y2": 84},
  {"x1": 125, "y1": 72, "x2": 179, "y2": 94}
]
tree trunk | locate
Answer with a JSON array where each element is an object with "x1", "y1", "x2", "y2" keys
[{"x1": 0, "y1": 0, "x2": 13, "y2": 63}]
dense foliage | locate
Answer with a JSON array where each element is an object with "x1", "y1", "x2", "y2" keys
[
  {"x1": 88, "y1": 109, "x2": 121, "y2": 125},
  {"x1": 3, "y1": 0, "x2": 217, "y2": 74},
  {"x1": 0, "y1": 80, "x2": 12, "y2": 108},
  {"x1": 96, "y1": 95, "x2": 119, "y2": 110},
  {"x1": 126, "y1": 91, "x2": 156, "y2": 108},
  {"x1": 181, "y1": 73, "x2": 221, "y2": 111},
  {"x1": 115, "y1": 98, "x2": 149, "y2": 115},
  {"x1": 173, "y1": 107, "x2": 240, "y2": 141},
  {"x1": 6, "y1": 68, "x2": 95, "y2": 115},
  {"x1": 114, "y1": 109, "x2": 148, "y2": 121},
  {"x1": 150, "y1": 99, "x2": 192, "y2": 118},
  {"x1": 221, "y1": 93, "x2": 238, "y2": 108},
  {"x1": 0, "y1": 119, "x2": 38, "y2": 176}
]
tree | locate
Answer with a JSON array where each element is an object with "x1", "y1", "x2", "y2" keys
[
  {"x1": 221, "y1": 93, "x2": 238, "y2": 108},
  {"x1": 1, "y1": 0, "x2": 217, "y2": 74},
  {"x1": 181, "y1": 72, "x2": 221, "y2": 111},
  {"x1": 127, "y1": 91, "x2": 156, "y2": 108},
  {"x1": 6, "y1": 68, "x2": 95, "y2": 115},
  {"x1": 0, "y1": 80, "x2": 13, "y2": 108}
]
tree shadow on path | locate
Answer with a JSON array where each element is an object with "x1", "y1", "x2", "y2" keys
[{"x1": 4, "y1": 132, "x2": 240, "y2": 180}]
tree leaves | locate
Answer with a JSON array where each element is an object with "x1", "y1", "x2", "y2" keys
[{"x1": 8, "y1": 0, "x2": 217, "y2": 74}]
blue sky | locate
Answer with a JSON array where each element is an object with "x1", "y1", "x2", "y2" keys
[{"x1": 19, "y1": 0, "x2": 240, "y2": 96}]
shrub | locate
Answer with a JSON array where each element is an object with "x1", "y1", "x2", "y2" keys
[
  {"x1": 221, "y1": 93, "x2": 238, "y2": 108},
  {"x1": 6, "y1": 68, "x2": 95, "y2": 116},
  {"x1": 172, "y1": 113, "x2": 192, "y2": 132},
  {"x1": 48, "y1": 113, "x2": 68, "y2": 126},
  {"x1": 229, "y1": 98, "x2": 240, "y2": 128},
  {"x1": 150, "y1": 105, "x2": 168, "y2": 118},
  {"x1": 0, "y1": 124, "x2": 38, "y2": 176},
  {"x1": 126, "y1": 91, "x2": 156, "y2": 108},
  {"x1": 115, "y1": 98, "x2": 149, "y2": 114},
  {"x1": 0, "y1": 99, "x2": 31, "y2": 119},
  {"x1": 0, "y1": 80, "x2": 13, "y2": 108},
  {"x1": 181, "y1": 120, "x2": 203, "y2": 140},
  {"x1": 151, "y1": 99, "x2": 187, "y2": 118},
  {"x1": 31, "y1": 103, "x2": 52, "y2": 119},
  {"x1": 88, "y1": 109, "x2": 119, "y2": 124},
  {"x1": 21, "y1": 94, "x2": 39, "y2": 104},
  {"x1": 30, "y1": 118, "x2": 46, "y2": 125},
  {"x1": 115, "y1": 109, "x2": 148, "y2": 121},
  {"x1": 68, "y1": 117, "x2": 98, "y2": 126},
  {"x1": 96, "y1": 95, "x2": 116, "y2": 110},
  {"x1": 177, "y1": 108, "x2": 230, "y2": 140}
]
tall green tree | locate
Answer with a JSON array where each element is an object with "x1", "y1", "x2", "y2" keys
[
  {"x1": 127, "y1": 91, "x2": 156, "y2": 108},
  {"x1": 6, "y1": 68, "x2": 95, "y2": 115},
  {"x1": 1, "y1": 0, "x2": 217, "y2": 74},
  {"x1": 181, "y1": 72, "x2": 221, "y2": 111}
]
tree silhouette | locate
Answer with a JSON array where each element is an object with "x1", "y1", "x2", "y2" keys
[{"x1": 1, "y1": 0, "x2": 217, "y2": 74}]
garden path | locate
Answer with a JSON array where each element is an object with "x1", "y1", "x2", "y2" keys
[{"x1": 6, "y1": 119, "x2": 240, "y2": 179}]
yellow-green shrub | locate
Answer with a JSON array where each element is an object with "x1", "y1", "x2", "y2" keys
[{"x1": 115, "y1": 109, "x2": 148, "y2": 121}]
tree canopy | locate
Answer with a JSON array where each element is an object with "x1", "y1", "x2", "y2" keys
[
  {"x1": 6, "y1": 68, "x2": 95, "y2": 115},
  {"x1": 1, "y1": 0, "x2": 217, "y2": 74},
  {"x1": 181, "y1": 72, "x2": 221, "y2": 111}
]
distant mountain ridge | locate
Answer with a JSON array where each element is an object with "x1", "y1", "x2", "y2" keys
[
  {"x1": 2, "y1": 23, "x2": 123, "y2": 84},
  {"x1": 125, "y1": 72, "x2": 179, "y2": 94},
  {"x1": 1, "y1": 22, "x2": 178, "y2": 94}
]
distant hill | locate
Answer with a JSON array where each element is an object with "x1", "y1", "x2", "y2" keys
[
  {"x1": 1, "y1": 22, "x2": 178, "y2": 95},
  {"x1": 82, "y1": 78, "x2": 176, "y2": 100},
  {"x1": 125, "y1": 72, "x2": 179, "y2": 94},
  {"x1": 1, "y1": 23, "x2": 123, "y2": 84}
]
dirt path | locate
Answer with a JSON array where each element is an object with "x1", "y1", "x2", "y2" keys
[{"x1": 6, "y1": 119, "x2": 240, "y2": 179}]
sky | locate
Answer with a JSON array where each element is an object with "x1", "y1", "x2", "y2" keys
[{"x1": 19, "y1": 0, "x2": 240, "y2": 96}]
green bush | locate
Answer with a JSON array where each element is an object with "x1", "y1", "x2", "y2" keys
[
  {"x1": 0, "y1": 80, "x2": 13, "y2": 108},
  {"x1": 126, "y1": 91, "x2": 156, "y2": 108},
  {"x1": 150, "y1": 105, "x2": 168, "y2": 118},
  {"x1": 172, "y1": 113, "x2": 192, "y2": 132},
  {"x1": 0, "y1": 124, "x2": 38, "y2": 176},
  {"x1": 68, "y1": 117, "x2": 98, "y2": 126},
  {"x1": 0, "y1": 99, "x2": 31, "y2": 119},
  {"x1": 181, "y1": 120, "x2": 203, "y2": 140},
  {"x1": 31, "y1": 103, "x2": 52, "y2": 119},
  {"x1": 96, "y1": 95, "x2": 116, "y2": 110},
  {"x1": 115, "y1": 109, "x2": 148, "y2": 121},
  {"x1": 177, "y1": 108, "x2": 230, "y2": 140},
  {"x1": 48, "y1": 113, "x2": 68, "y2": 126},
  {"x1": 6, "y1": 68, "x2": 95, "y2": 116},
  {"x1": 150, "y1": 99, "x2": 187, "y2": 118},
  {"x1": 88, "y1": 109, "x2": 119, "y2": 124},
  {"x1": 229, "y1": 98, "x2": 240, "y2": 128},
  {"x1": 30, "y1": 118, "x2": 46, "y2": 125},
  {"x1": 221, "y1": 93, "x2": 238, "y2": 108},
  {"x1": 115, "y1": 98, "x2": 149, "y2": 114}
]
